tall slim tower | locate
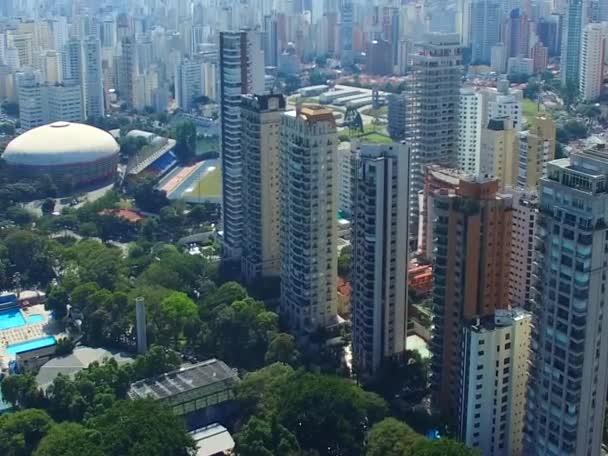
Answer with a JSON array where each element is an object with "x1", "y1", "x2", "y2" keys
[
  {"x1": 61, "y1": 38, "x2": 82, "y2": 85},
  {"x1": 263, "y1": 15, "x2": 278, "y2": 67},
  {"x1": 340, "y1": 0, "x2": 354, "y2": 66},
  {"x1": 561, "y1": 0, "x2": 586, "y2": 86},
  {"x1": 407, "y1": 33, "x2": 462, "y2": 244},
  {"x1": 280, "y1": 105, "x2": 338, "y2": 332},
  {"x1": 116, "y1": 37, "x2": 136, "y2": 108},
  {"x1": 219, "y1": 30, "x2": 265, "y2": 260},
  {"x1": 457, "y1": 87, "x2": 483, "y2": 174},
  {"x1": 579, "y1": 22, "x2": 608, "y2": 102},
  {"x1": 430, "y1": 178, "x2": 512, "y2": 417},
  {"x1": 469, "y1": 0, "x2": 502, "y2": 64},
  {"x1": 175, "y1": 58, "x2": 202, "y2": 111},
  {"x1": 241, "y1": 93, "x2": 285, "y2": 283},
  {"x1": 525, "y1": 146, "x2": 608, "y2": 456},
  {"x1": 82, "y1": 35, "x2": 105, "y2": 120},
  {"x1": 351, "y1": 142, "x2": 410, "y2": 376}
]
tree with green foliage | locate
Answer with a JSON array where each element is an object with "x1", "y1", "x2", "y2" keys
[
  {"x1": 236, "y1": 416, "x2": 300, "y2": 456},
  {"x1": 0, "y1": 409, "x2": 54, "y2": 456},
  {"x1": 5, "y1": 206, "x2": 34, "y2": 226},
  {"x1": 54, "y1": 337, "x2": 75, "y2": 356},
  {"x1": 202, "y1": 281, "x2": 248, "y2": 311},
  {"x1": 410, "y1": 438, "x2": 480, "y2": 455},
  {"x1": 0, "y1": 374, "x2": 43, "y2": 409},
  {"x1": 556, "y1": 120, "x2": 588, "y2": 144},
  {"x1": 338, "y1": 245, "x2": 353, "y2": 279},
  {"x1": 265, "y1": 333, "x2": 300, "y2": 366},
  {"x1": 236, "y1": 363, "x2": 296, "y2": 419},
  {"x1": 46, "y1": 286, "x2": 69, "y2": 319},
  {"x1": 41, "y1": 198, "x2": 55, "y2": 215},
  {"x1": 131, "y1": 345, "x2": 181, "y2": 380},
  {"x1": 366, "y1": 418, "x2": 420, "y2": 456},
  {"x1": 173, "y1": 121, "x2": 197, "y2": 163},
  {"x1": 277, "y1": 372, "x2": 388, "y2": 455},
  {"x1": 119, "y1": 136, "x2": 147, "y2": 161},
  {"x1": 160, "y1": 291, "x2": 199, "y2": 347},
  {"x1": 87, "y1": 400, "x2": 195, "y2": 456},
  {"x1": 33, "y1": 422, "x2": 104, "y2": 456},
  {"x1": 3, "y1": 230, "x2": 56, "y2": 287},
  {"x1": 131, "y1": 176, "x2": 170, "y2": 213}
]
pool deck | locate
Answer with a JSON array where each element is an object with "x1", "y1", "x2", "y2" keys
[{"x1": 0, "y1": 305, "x2": 64, "y2": 368}]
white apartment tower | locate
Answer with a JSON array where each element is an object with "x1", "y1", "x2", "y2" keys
[
  {"x1": 219, "y1": 30, "x2": 265, "y2": 260},
  {"x1": 241, "y1": 94, "x2": 285, "y2": 283},
  {"x1": 338, "y1": 141, "x2": 352, "y2": 216},
  {"x1": 483, "y1": 79, "x2": 523, "y2": 131},
  {"x1": 82, "y1": 36, "x2": 105, "y2": 120},
  {"x1": 525, "y1": 146, "x2": 608, "y2": 456},
  {"x1": 351, "y1": 142, "x2": 410, "y2": 375},
  {"x1": 280, "y1": 105, "x2": 338, "y2": 332},
  {"x1": 175, "y1": 58, "x2": 202, "y2": 112},
  {"x1": 457, "y1": 87, "x2": 483, "y2": 174},
  {"x1": 460, "y1": 309, "x2": 532, "y2": 456},
  {"x1": 580, "y1": 22, "x2": 608, "y2": 102}
]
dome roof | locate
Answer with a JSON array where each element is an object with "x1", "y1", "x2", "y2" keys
[{"x1": 3, "y1": 122, "x2": 120, "y2": 167}]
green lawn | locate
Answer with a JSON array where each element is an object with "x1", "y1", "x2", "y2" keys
[
  {"x1": 184, "y1": 167, "x2": 221, "y2": 198},
  {"x1": 356, "y1": 132, "x2": 394, "y2": 144},
  {"x1": 523, "y1": 98, "x2": 539, "y2": 119}
]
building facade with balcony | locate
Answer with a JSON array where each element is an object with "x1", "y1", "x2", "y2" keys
[
  {"x1": 280, "y1": 105, "x2": 338, "y2": 331},
  {"x1": 351, "y1": 142, "x2": 410, "y2": 375},
  {"x1": 525, "y1": 146, "x2": 608, "y2": 456}
]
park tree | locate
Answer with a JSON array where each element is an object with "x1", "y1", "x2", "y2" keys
[
  {"x1": 33, "y1": 422, "x2": 104, "y2": 456},
  {"x1": 0, "y1": 374, "x2": 43, "y2": 409},
  {"x1": 0, "y1": 409, "x2": 54, "y2": 456},
  {"x1": 410, "y1": 439, "x2": 480, "y2": 455},
  {"x1": 265, "y1": 333, "x2": 300, "y2": 366},
  {"x1": 160, "y1": 291, "x2": 199, "y2": 348},
  {"x1": 366, "y1": 418, "x2": 420, "y2": 456},
  {"x1": 41, "y1": 198, "x2": 55, "y2": 215},
  {"x1": 46, "y1": 286, "x2": 69, "y2": 319},
  {"x1": 236, "y1": 363, "x2": 295, "y2": 419},
  {"x1": 88, "y1": 400, "x2": 195, "y2": 456},
  {"x1": 173, "y1": 121, "x2": 197, "y2": 164},
  {"x1": 131, "y1": 345, "x2": 181, "y2": 380},
  {"x1": 131, "y1": 176, "x2": 169, "y2": 213},
  {"x1": 236, "y1": 417, "x2": 300, "y2": 456},
  {"x1": 277, "y1": 373, "x2": 388, "y2": 455}
]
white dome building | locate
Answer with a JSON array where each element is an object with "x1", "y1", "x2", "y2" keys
[{"x1": 3, "y1": 122, "x2": 120, "y2": 188}]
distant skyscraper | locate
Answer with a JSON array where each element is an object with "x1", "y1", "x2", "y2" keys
[
  {"x1": 263, "y1": 15, "x2": 278, "y2": 67},
  {"x1": 219, "y1": 31, "x2": 265, "y2": 260},
  {"x1": 175, "y1": 58, "x2": 202, "y2": 111},
  {"x1": 351, "y1": 142, "x2": 410, "y2": 376},
  {"x1": 407, "y1": 33, "x2": 462, "y2": 245},
  {"x1": 280, "y1": 105, "x2": 338, "y2": 332},
  {"x1": 579, "y1": 22, "x2": 608, "y2": 102},
  {"x1": 61, "y1": 38, "x2": 82, "y2": 85},
  {"x1": 457, "y1": 87, "x2": 483, "y2": 174},
  {"x1": 82, "y1": 36, "x2": 105, "y2": 120},
  {"x1": 561, "y1": 0, "x2": 586, "y2": 86},
  {"x1": 116, "y1": 37, "x2": 136, "y2": 108},
  {"x1": 241, "y1": 93, "x2": 285, "y2": 283},
  {"x1": 469, "y1": 0, "x2": 502, "y2": 64},
  {"x1": 340, "y1": 0, "x2": 354, "y2": 66},
  {"x1": 525, "y1": 145, "x2": 608, "y2": 456},
  {"x1": 503, "y1": 8, "x2": 530, "y2": 58},
  {"x1": 430, "y1": 178, "x2": 512, "y2": 419},
  {"x1": 16, "y1": 72, "x2": 45, "y2": 130}
]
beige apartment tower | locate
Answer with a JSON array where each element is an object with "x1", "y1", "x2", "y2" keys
[
  {"x1": 241, "y1": 94, "x2": 285, "y2": 283},
  {"x1": 280, "y1": 105, "x2": 338, "y2": 331},
  {"x1": 480, "y1": 117, "x2": 518, "y2": 189},
  {"x1": 517, "y1": 115, "x2": 555, "y2": 190}
]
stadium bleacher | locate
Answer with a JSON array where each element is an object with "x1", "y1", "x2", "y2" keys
[{"x1": 145, "y1": 151, "x2": 177, "y2": 177}]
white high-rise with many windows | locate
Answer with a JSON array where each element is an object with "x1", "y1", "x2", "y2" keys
[
  {"x1": 351, "y1": 142, "x2": 410, "y2": 375},
  {"x1": 525, "y1": 145, "x2": 608, "y2": 456},
  {"x1": 579, "y1": 22, "x2": 608, "y2": 102},
  {"x1": 457, "y1": 87, "x2": 483, "y2": 174},
  {"x1": 280, "y1": 105, "x2": 338, "y2": 332}
]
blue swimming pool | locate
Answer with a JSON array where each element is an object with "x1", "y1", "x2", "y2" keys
[
  {"x1": 27, "y1": 314, "x2": 44, "y2": 324},
  {"x1": 6, "y1": 336, "x2": 56, "y2": 355},
  {"x1": 0, "y1": 309, "x2": 26, "y2": 330}
]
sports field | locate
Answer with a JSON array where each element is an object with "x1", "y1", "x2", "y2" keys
[{"x1": 184, "y1": 166, "x2": 221, "y2": 199}]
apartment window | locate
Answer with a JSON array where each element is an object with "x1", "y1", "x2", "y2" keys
[{"x1": 505, "y1": 343, "x2": 511, "y2": 350}]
